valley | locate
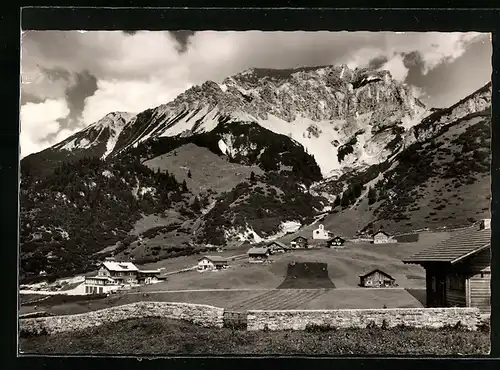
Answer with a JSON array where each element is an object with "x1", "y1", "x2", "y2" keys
[{"x1": 19, "y1": 229, "x2": 455, "y2": 317}]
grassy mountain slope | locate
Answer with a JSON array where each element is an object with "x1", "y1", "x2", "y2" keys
[
  {"x1": 319, "y1": 112, "x2": 491, "y2": 236},
  {"x1": 142, "y1": 143, "x2": 263, "y2": 197},
  {"x1": 19, "y1": 156, "x2": 199, "y2": 281},
  {"x1": 124, "y1": 121, "x2": 322, "y2": 185},
  {"x1": 197, "y1": 171, "x2": 326, "y2": 245}
]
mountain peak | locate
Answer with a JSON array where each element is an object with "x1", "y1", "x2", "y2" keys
[{"x1": 88, "y1": 111, "x2": 136, "y2": 129}]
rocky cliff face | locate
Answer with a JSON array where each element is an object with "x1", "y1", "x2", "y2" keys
[
  {"x1": 109, "y1": 65, "x2": 428, "y2": 178},
  {"x1": 53, "y1": 112, "x2": 135, "y2": 157},
  {"x1": 24, "y1": 65, "x2": 430, "y2": 179},
  {"x1": 404, "y1": 82, "x2": 491, "y2": 147}
]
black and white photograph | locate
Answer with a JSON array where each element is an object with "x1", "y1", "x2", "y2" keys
[{"x1": 18, "y1": 28, "x2": 492, "y2": 356}]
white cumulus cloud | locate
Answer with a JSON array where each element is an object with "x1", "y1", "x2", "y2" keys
[
  {"x1": 20, "y1": 99, "x2": 70, "y2": 158},
  {"x1": 380, "y1": 54, "x2": 409, "y2": 82}
]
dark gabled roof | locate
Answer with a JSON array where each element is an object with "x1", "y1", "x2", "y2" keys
[
  {"x1": 248, "y1": 247, "x2": 269, "y2": 255},
  {"x1": 328, "y1": 236, "x2": 345, "y2": 242},
  {"x1": 359, "y1": 269, "x2": 395, "y2": 280},
  {"x1": 267, "y1": 241, "x2": 289, "y2": 249},
  {"x1": 402, "y1": 226, "x2": 491, "y2": 264},
  {"x1": 292, "y1": 235, "x2": 308, "y2": 241},
  {"x1": 199, "y1": 255, "x2": 228, "y2": 263}
]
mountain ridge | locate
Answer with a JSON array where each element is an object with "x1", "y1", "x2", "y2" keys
[{"x1": 23, "y1": 64, "x2": 430, "y2": 179}]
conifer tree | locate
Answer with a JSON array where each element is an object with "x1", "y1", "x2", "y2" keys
[
  {"x1": 368, "y1": 187, "x2": 377, "y2": 205},
  {"x1": 181, "y1": 179, "x2": 188, "y2": 193},
  {"x1": 191, "y1": 196, "x2": 201, "y2": 212}
]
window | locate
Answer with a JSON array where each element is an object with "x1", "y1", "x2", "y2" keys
[
  {"x1": 449, "y1": 274, "x2": 465, "y2": 291},
  {"x1": 431, "y1": 276, "x2": 436, "y2": 292}
]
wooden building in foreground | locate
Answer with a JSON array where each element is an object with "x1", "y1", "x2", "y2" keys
[{"x1": 402, "y1": 219, "x2": 491, "y2": 313}]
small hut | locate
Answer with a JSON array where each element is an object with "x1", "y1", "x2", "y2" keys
[
  {"x1": 291, "y1": 236, "x2": 308, "y2": 249},
  {"x1": 248, "y1": 247, "x2": 270, "y2": 263},
  {"x1": 267, "y1": 241, "x2": 290, "y2": 254},
  {"x1": 359, "y1": 269, "x2": 396, "y2": 287},
  {"x1": 373, "y1": 230, "x2": 396, "y2": 244},
  {"x1": 327, "y1": 236, "x2": 346, "y2": 248}
]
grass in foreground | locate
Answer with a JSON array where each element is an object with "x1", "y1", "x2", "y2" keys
[{"x1": 19, "y1": 317, "x2": 490, "y2": 356}]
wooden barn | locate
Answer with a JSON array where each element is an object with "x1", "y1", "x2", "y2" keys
[
  {"x1": 327, "y1": 236, "x2": 346, "y2": 248},
  {"x1": 248, "y1": 247, "x2": 270, "y2": 263},
  {"x1": 291, "y1": 236, "x2": 308, "y2": 249},
  {"x1": 267, "y1": 241, "x2": 290, "y2": 254},
  {"x1": 359, "y1": 269, "x2": 396, "y2": 287},
  {"x1": 403, "y1": 219, "x2": 491, "y2": 313}
]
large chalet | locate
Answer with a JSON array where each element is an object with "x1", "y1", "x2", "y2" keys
[{"x1": 84, "y1": 259, "x2": 161, "y2": 294}]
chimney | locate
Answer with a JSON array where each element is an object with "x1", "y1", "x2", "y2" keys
[{"x1": 480, "y1": 219, "x2": 491, "y2": 230}]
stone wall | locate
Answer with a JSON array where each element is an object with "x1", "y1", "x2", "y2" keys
[
  {"x1": 247, "y1": 308, "x2": 482, "y2": 331},
  {"x1": 223, "y1": 310, "x2": 247, "y2": 329},
  {"x1": 19, "y1": 311, "x2": 54, "y2": 319},
  {"x1": 19, "y1": 301, "x2": 225, "y2": 336}
]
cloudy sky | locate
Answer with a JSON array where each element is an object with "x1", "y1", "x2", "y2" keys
[{"x1": 20, "y1": 31, "x2": 491, "y2": 158}]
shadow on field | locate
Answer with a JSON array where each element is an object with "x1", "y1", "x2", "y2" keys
[
  {"x1": 405, "y1": 289, "x2": 426, "y2": 306},
  {"x1": 277, "y1": 262, "x2": 336, "y2": 289}
]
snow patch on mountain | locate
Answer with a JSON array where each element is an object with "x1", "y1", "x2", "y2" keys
[
  {"x1": 254, "y1": 111, "x2": 416, "y2": 178},
  {"x1": 100, "y1": 112, "x2": 135, "y2": 158},
  {"x1": 217, "y1": 133, "x2": 254, "y2": 158},
  {"x1": 54, "y1": 111, "x2": 134, "y2": 157},
  {"x1": 61, "y1": 138, "x2": 91, "y2": 151},
  {"x1": 139, "y1": 187, "x2": 156, "y2": 197},
  {"x1": 228, "y1": 226, "x2": 263, "y2": 244},
  {"x1": 281, "y1": 221, "x2": 302, "y2": 233}
]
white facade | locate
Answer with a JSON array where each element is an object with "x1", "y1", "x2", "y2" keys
[
  {"x1": 197, "y1": 257, "x2": 228, "y2": 272},
  {"x1": 198, "y1": 258, "x2": 216, "y2": 271},
  {"x1": 373, "y1": 231, "x2": 396, "y2": 244},
  {"x1": 84, "y1": 276, "x2": 120, "y2": 295},
  {"x1": 98, "y1": 264, "x2": 138, "y2": 284},
  {"x1": 313, "y1": 224, "x2": 330, "y2": 240}
]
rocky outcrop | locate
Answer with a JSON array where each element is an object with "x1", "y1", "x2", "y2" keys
[
  {"x1": 19, "y1": 302, "x2": 225, "y2": 336},
  {"x1": 247, "y1": 307, "x2": 482, "y2": 331},
  {"x1": 407, "y1": 82, "x2": 491, "y2": 145}
]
